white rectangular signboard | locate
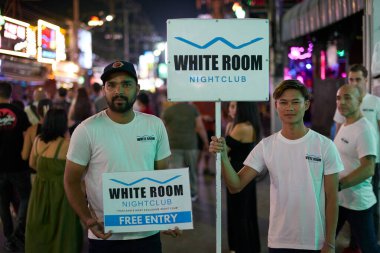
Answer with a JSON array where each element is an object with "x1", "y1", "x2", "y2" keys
[
  {"x1": 102, "y1": 168, "x2": 193, "y2": 233},
  {"x1": 167, "y1": 18, "x2": 269, "y2": 102}
]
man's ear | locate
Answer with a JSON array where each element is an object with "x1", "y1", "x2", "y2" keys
[
  {"x1": 305, "y1": 100, "x2": 311, "y2": 111},
  {"x1": 136, "y1": 84, "x2": 141, "y2": 94}
]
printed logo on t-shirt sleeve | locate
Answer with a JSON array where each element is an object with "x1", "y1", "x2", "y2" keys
[{"x1": 0, "y1": 108, "x2": 17, "y2": 130}]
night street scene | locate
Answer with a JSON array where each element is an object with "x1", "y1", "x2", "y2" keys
[{"x1": 0, "y1": 0, "x2": 380, "y2": 253}]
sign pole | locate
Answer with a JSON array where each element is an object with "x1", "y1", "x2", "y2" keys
[{"x1": 215, "y1": 101, "x2": 222, "y2": 253}]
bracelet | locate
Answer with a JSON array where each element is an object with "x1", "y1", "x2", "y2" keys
[{"x1": 326, "y1": 242, "x2": 335, "y2": 249}]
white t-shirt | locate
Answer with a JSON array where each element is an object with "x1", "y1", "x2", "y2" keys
[
  {"x1": 244, "y1": 129, "x2": 343, "y2": 250},
  {"x1": 67, "y1": 110, "x2": 171, "y2": 240},
  {"x1": 334, "y1": 93, "x2": 380, "y2": 162},
  {"x1": 334, "y1": 117, "x2": 377, "y2": 210}
]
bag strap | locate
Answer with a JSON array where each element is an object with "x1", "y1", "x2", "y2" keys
[
  {"x1": 29, "y1": 103, "x2": 40, "y2": 121},
  {"x1": 53, "y1": 138, "x2": 65, "y2": 159}
]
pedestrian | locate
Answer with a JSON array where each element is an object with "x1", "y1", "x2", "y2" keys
[
  {"x1": 0, "y1": 81, "x2": 31, "y2": 252},
  {"x1": 21, "y1": 99, "x2": 53, "y2": 162},
  {"x1": 134, "y1": 91, "x2": 154, "y2": 114},
  {"x1": 210, "y1": 79, "x2": 343, "y2": 252},
  {"x1": 68, "y1": 87, "x2": 94, "y2": 135},
  {"x1": 53, "y1": 87, "x2": 71, "y2": 113},
  {"x1": 24, "y1": 87, "x2": 47, "y2": 125},
  {"x1": 333, "y1": 64, "x2": 380, "y2": 253},
  {"x1": 224, "y1": 102, "x2": 262, "y2": 253},
  {"x1": 25, "y1": 108, "x2": 83, "y2": 253},
  {"x1": 64, "y1": 60, "x2": 180, "y2": 253},
  {"x1": 162, "y1": 102, "x2": 209, "y2": 201},
  {"x1": 334, "y1": 84, "x2": 380, "y2": 253}
]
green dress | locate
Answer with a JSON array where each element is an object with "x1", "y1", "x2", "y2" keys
[{"x1": 25, "y1": 138, "x2": 83, "y2": 253}]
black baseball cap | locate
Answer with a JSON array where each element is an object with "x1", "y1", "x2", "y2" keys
[{"x1": 100, "y1": 60, "x2": 138, "y2": 84}]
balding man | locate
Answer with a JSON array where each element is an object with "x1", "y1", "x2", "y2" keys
[
  {"x1": 334, "y1": 84, "x2": 380, "y2": 253},
  {"x1": 24, "y1": 87, "x2": 47, "y2": 125}
]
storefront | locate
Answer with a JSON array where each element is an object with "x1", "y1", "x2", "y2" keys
[{"x1": 281, "y1": 0, "x2": 365, "y2": 137}]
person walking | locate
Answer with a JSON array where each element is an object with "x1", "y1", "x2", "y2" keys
[
  {"x1": 25, "y1": 108, "x2": 83, "y2": 253},
  {"x1": 162, "y1": 102, "x2": 209, "y2": 201},
  {"x1": 224, "y1": 102, "x2": 262, "y2": 253},
  {"x1": 334, "y1": 84, "x2": 380, "y2": 253},
  {"x1": 0, "y1": 81, "x2": 31, "y2": 252},
  {"x1": 333, "y1": 64, "x2": 380, "y2": 253}
]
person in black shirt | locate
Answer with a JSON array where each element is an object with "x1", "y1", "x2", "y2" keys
[{"x1": 0, "y1": 81, "x2": 31, "y2": 252}]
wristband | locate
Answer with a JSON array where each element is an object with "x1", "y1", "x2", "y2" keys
[{"x1": 327, "y1": 242, "x2": 335, "y2": 249}]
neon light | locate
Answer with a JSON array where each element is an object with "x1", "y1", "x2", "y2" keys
[
  {"x1": 0, "y1": 16, "x2": 30, "y2": 58},
  {"x1": 320, "y1": 51, "x2": 326, "y2": 80},
  {"x1": 306, "y1": 63, "x2": 312, "y2": 69},
  {"x1": 288, "y1": 42, "x2": 313, "y2": 60},
  {"x1": 37, "y1": 19, "x2": 61, "y2": 64}
]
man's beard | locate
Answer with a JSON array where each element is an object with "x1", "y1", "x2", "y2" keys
[{"x1": 107, "y1": 94, "x2": 136, "y2": 113}]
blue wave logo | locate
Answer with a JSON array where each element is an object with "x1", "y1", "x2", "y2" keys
[
  {"x1": 110, "y1": 175, "x2": 181, "y2": 186},
  {"x1": 174, "y1": 36, "x2": 263, "y2": 49}
]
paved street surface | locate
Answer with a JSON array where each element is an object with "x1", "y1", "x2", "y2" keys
[{"x1": 0, "y1": 160, "x2": 372, "y2": 252}]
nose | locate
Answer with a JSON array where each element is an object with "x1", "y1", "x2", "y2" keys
[
  {"x1": 115, "y1": 84, "x2": 125, "y2": 95},
  {"x1": 285, "y1": 103, "x2": 294, "y2": 110}
]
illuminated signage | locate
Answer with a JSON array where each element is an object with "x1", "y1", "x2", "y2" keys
[
  {"x1": 38, "y1": 19, "x2": 65, "y2": 64},
  {"x1": 0, "y1": 16, "x2": 35, "y2": 58}
]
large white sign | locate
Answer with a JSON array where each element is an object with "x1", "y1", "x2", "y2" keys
[
  {"x1": 102, "y1": 168, "x2": 193, "y2": 233},
  {"x1": 167, "y1": 18, "x2": 269, "y2": 102}
]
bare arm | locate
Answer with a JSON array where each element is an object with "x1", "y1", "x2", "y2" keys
[
  {"x1": 210, "y1": 136, "x2": 258, "y2": 193},
  {"x1": 339, "y1": 155, "x2": 376, "y2": 190},
  {"x1": 155, "y1": 157, "x2": 169, "y2": 170},
  {"x1": 22, "y1": 127, "x2": 33, "y2": 161},
  {"x1": 321, "y1": 173, "x2": 339, "y2": 253},
  {"x1": 64, "y1": 160, "x2": 111, "y2": 239},
  {"x1": 29, "y1": 138, "x2": 38, "y2": 170},
  {"x1": 195, "y1": 116, "x2": 209, "y2": 150}
]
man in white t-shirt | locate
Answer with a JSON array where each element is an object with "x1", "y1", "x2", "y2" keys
[
  {"x1": 334, "y1": 84, "x2": 380, "y2": 253},
  {"x1": 64, "y1": 60, "x2": 180, "y2": 253},
  {"x1": 210, "y1": 80, "x2": 343, "y2": 253},
  {"x1": 333, "y1": 64, "x2": 380, "y2": 252}
]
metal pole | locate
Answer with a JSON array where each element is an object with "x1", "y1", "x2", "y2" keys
[
  {"x1": 123, "y1": 1, "x2": 129, "y2": 60},
  {"x1": 73, "y1": 0, "x2": 79, "y2": 63},
  {"x1": 215, "y1": 101, "x2": 221, "y2": 253}
]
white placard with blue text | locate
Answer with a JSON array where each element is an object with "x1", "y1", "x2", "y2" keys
[
  {"x1": 102, "y1": 168, "x2": 193, "y2": 233},
  {"x1": 167, "y1": 18, "x2": 269, "y2": 102}
]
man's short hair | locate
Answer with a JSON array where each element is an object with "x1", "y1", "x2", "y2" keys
[
  {"x1": 0, "y1": 81, "x2": 12, "y2": 99},
  {"x1": 339, "y1": 84, "x2": 364, "y2": 103},
  {"x1": 57, "y1": 87, "x2": 68, "y2": 97},
  {"x1": 349, "y1": 64, "x2": 368, "y2": 78},
  {"x1": 92, "y1": 82, "x2": 102, "y2": 93},
  {"x1": 137, "y1": 92, "x2": 150, "y2": 106},
  {"x1": 273, "y1": 79, "x2": 310, "y2": 100}
]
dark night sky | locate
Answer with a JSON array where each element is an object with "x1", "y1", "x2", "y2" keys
[
  {"x1": 15, "y1": 0, "x2": 199, "y2": 39},
  {"x1": 139, "y1": 0, "x2": 199, "y2": 38}
]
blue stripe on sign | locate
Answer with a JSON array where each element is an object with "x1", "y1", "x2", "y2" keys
[{"x1": 104, "y1": 211, "x2": 192, "y2": 226}]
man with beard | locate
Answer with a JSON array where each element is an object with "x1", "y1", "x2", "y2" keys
[{"x1": 64, "y1": 61, "x2": 180, "y2": 253}]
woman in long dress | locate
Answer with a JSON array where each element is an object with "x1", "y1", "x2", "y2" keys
[
  {"x1": 26, "y1": 108, "x2": 83, "y2": 253},
  {"x1": 225, "y1": 102, "x2": 262, "y2": 253}
]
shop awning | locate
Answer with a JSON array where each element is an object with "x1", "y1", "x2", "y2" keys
[
  {"x1": 282, "y1": 0, "x2": 365, "y2": 42},
  {"x1": 0, "y1": 58, "x2": 48, "y2": 82}
]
